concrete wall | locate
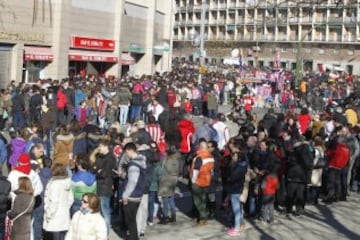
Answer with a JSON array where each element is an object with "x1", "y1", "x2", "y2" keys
[{"x1": 0, "y1": 0, "x2": 173, "y2": 84}]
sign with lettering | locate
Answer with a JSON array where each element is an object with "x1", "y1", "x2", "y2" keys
[
  {"x1": 69, "y1": 54, "x2": 118, "y2": 63},
  {"x1": 71, "y1": 36, "x2": 115, "y2": 51},
  {"x1": 0, "y1": 31, "x2": 45, "y2": 42}
]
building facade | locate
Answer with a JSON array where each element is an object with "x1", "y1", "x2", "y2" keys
[
  {"x1": 173, "y1": 0, "x2": 360, "y2": 75},
  {"x1": 0, "y1": 0, "x2": 173, "y2": 88}
]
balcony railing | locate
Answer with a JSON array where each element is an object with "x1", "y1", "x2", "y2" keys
[
  {"x1": 219, "y1": 4, "x2": 227, "y2": 10},
  {"x1": 278, "y1": 34, "x2": 287, "y2": 41}
]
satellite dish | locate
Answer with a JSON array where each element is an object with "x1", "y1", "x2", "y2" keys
[{"x1": 231, "y1": 49, "x2": 239, "y2": 58}]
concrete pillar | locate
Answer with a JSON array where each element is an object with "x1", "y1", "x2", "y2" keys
[
  {"x1": 134, "y1": 0, "x2": 156, "y2": 75},
  {"x1": 45, "y1": 0, "x2": 71, "y2": 80},
  {"x1": 11, "y1": 43, "x2": 24, "y2": 83},
  {"x1": 107, "y1": 0, "x2": 125, "y2": 78}
]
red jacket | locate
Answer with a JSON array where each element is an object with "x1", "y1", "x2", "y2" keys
[
  {"x1": 167, "y1": 90, "x2": 177, "y2": 108},
  {"x1": 262, "y1": 174, "x2": 279, "y2": 195},
  {"x1": 178, "y1": 119, "x2": 195, "y2": 153},
  {"x1": 182, "y1": 101, "x2": 193, "y2": 113},
  {"x1": 327, "y1": 143, "x2": 350, "y2": 169},
  {"x1": 297, "y1": 114, "x2": 312, "y2": 134},
  {"x1": 56, "y1": 89, "x2": 67, "y2": 110}
]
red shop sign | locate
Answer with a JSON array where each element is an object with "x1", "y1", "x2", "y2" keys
[
  {"x1": 71, "y1": 36, "x2": 115, "y2": 51},
  {"x1": 69, "y1": 54, "x2": 118, "y2": 63}
]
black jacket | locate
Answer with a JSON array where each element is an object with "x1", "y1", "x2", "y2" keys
[
  {"x1": 12, "y1": 94, "x2": 25, "y2": 112},
  {"x1": 227, "y1": 159, "x2": 248, "y2": 194},
  {"x1": 0, "y1": 176, "x2": 11, "y2": 226},
  {"x1": 93, "y1": 152, "x2": 116, "y2": 196},
  {"x1": 29, "y1": 93, "x2": 43, "y2": 110},
  {"x1": 286, "y1": 141, "x2": 313, "y2": 183}
]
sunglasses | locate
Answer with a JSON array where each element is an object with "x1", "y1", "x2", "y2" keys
[{"x1": 81, "y1": 199, "x2": 88, "y2": 204}]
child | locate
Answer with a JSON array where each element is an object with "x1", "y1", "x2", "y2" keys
[
  {"x1": 75, "y1": 101, "x2": 88, "y2": 128},
  {"x1": 261, "y1": 173, "x2": 279, "y2": 224},
  {"x1": 181, "y1": 98, "x2": 193, "y2": 114}
]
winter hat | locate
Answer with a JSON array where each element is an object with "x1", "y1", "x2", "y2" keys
[
  {"x1": 14, "y1": 153, "x2": 32, "y2": 175},
  {"x1": 136, "y1": 120, "x2": 146, "y2": 129}
]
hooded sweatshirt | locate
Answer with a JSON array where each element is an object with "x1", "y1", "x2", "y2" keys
[
  {"x1": 122, "y1": 154, "x2": 147, "y2": 202},
  {"x1": 71, "y1": 170, "x2": 97, "y2": 200},
  {"x1": 9, "y1": 137, "x2": 26, "y2": 166}
]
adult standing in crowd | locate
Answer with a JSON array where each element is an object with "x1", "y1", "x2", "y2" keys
[
  {"x1": 43, "y1": 163, "x2": 74, "y2": 240},
  {"x1": 7, "y1": 177, "x2": 35, "y2": 240},
  {"x1": 90, "y1": 139, "x2": 116, "y2": 235},
  {"x1": 0, "y1": 175, "x2": 11, "y2": 240},
  {"x1": 190, "y1": 141, "x2": 214, "y2": 226},
  {"x1": 66, "y1": 193, "x2": 107, "y2": 240},
  {"x1": 122, "y1": 142, "x2": 147, "y2": 240}
]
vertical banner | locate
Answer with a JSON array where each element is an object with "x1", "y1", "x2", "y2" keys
[{"x1": 273, "y1": 49, "x2": 280, "y2": 69}]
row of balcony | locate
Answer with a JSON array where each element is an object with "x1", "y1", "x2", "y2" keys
[
  {"x1": 176, "y1": 1, "x2": 358, "y2": 11},
  {"x1": 174, "y1": 20, "x2": 359, "y2": 28},
  {"x1": 173, "y1": 34, "x2": 357, "y2": 43}
]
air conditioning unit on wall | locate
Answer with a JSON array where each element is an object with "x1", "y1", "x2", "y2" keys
[{"x1": 252, "y1": 46, "x2": 261, "y2": 51}]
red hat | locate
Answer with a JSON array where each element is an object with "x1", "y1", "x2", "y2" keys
[{"x1": 14, "y1": 153, "x2": 31, "y2": 175}]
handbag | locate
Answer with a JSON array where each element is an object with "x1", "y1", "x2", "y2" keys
[{"x1": 5, "y1": 197, "x2": 34, "y2": 240}]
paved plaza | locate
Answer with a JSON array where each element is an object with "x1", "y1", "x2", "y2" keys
[{"x1": 109, "y1": 192, "x2": 360, "y2": 240}]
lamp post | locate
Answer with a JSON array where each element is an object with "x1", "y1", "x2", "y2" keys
[
  {"x1": 188, "y1": 0, "x2": 206, "y2": 85},
  {"x1": 295, "y1": 27, "x2": 315, "y2": 88}
]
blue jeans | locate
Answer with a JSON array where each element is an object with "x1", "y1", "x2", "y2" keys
[
  {"x1": 100, "y1": 196, "x2": 111, "y2": 234},
  {"x1": 119, "y1": 105, "x2": 129, "y2": 125},
  {"x1": 230, "y1": 194, "x2": 244, "y2": 229},
  {"x1": 130, "y1": 106, "x2": 141, "y2": 123},
  {"x1": 208, "y1": 109, "x2": 217, "y2": 119},
  {"x1": 162, "y1": 196, "x2": 176, "y2": 218},
  {"x1": 12, "y1": 111, "x2": 25, "y2": 130},
  {"x1": 148, "y1": 191, "x2": 158, "y2": 222},
  {"x1": 32, "y1": 205, "x2": 43, "y2": 240}
]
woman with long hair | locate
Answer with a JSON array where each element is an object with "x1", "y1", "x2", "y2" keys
[{"x1": 7, "y1": 176, "x2": 35, "y2": 240}]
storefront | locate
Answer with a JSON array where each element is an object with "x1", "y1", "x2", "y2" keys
[
  {"x1": 120, "y1": 52, "x2": 135, "y2": 76},
  {"x1": 23, "y1": 46, "x2": 53, "y2": 82},
  {"x1": 68, "y1": 36, "x2": 118, "y2": 77}
]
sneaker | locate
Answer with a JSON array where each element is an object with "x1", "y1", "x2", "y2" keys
[
  {"x1": 139, "y1": 232, "x2": 145, "y2": 238},
  {"x1": 227, "y1": 228, "x2": 240, "y2": 236},
  {"x1": 147, "y1": 221, "x2": 154, "y2": 226}
]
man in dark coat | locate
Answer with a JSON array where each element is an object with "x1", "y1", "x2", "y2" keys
[
  {"x1": 91, "y1": 139, "x2": 116, "y2": 234},
  {"x1": 0, "y1": 176, "x2": 11, "y2": 240},
  {"x1": 285, "y1": 137, "x2": 313, "y2": 216},
  {"x1": 11, "y1": 89, "x2": 25, "y2": 130},
  {"x1": 29, "y1": 86, "x2": 43, "y2": 124}
]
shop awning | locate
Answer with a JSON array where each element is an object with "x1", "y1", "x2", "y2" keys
[
  {"x1": 68, "y1": 50, "x2": 118, "y2": 63},
  {"x1": 24, "y1": 46, "x2": 53, "y2": 61},
  {"x1": 121, "y1": 53, "x2": 135, "y2": 65}
]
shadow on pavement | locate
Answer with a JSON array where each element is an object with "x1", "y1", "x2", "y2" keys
[{"x1": 305, "y1": 204, "x2": 360, "y2": 239}]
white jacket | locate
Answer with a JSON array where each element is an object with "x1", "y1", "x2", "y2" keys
[
  {"x1": 65, "y1": 211, "x2": 107, "y2": 240},
  {"x1": 43, "y1": 177, "x2": 74, "y2": 231},
  {"x1": 213, "y1": 121, "x2": 230, "y2": 150},
  {"x1": 7, "y1": 169, "x2": 43, "y2": 197}
]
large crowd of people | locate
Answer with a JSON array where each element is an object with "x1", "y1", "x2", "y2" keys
[{"x1": 0, "y1": 61, "x2": 359, "y2": 240}]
